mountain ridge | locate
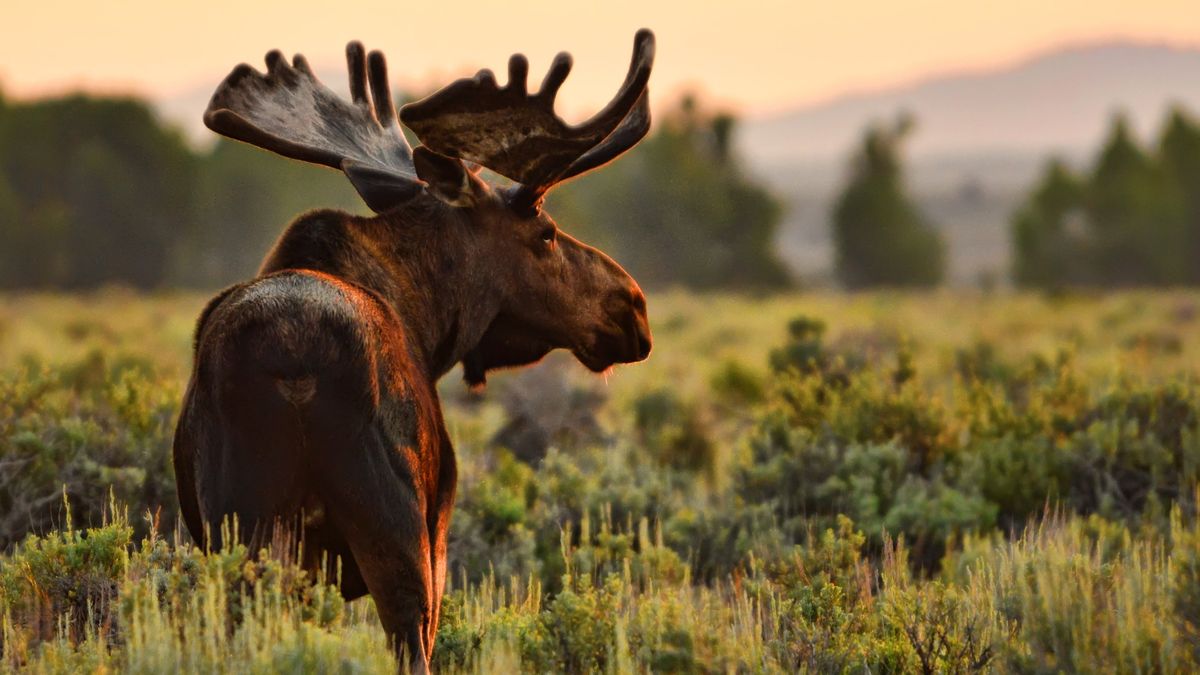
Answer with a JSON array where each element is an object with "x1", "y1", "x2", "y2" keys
[{"x1": 739, "y1": 41, "x2": 1200, "y2": 169}]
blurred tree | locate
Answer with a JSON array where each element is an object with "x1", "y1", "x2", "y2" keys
[
  {"x1": 1086, "y1": 114, "x2": 1185, "y2": 286},
  {"x1": 181, "y1": 140, "x2": 362, "y2": 287},
  {"x1": 0, "y1": 93, "x2": 364, "y2": 289},
  {"x1": 0, "y1": 95, "x2": 196, "y2": 289},
  {"x1": 0, "y1": 186, "x2": 71, "y2": 288},
  {"x1": 548, "y1": 94, "x2": 790, "y2": 290},
  {"x1": 1011, "y1": 160, "x2": 1088, "y2": 288},
  {"x1": 0, "y1": 91, "x2": 787, "y2": 291},
  {"x1": 1012, "y1": 110, "x2": 1200, "y2": 289},
  {"x1": 0, "y1": 177, "x2": 25, "y2": 285},
  {"x1": 1159, "y1": 107, "x2": 1200, "y2": 284},
  {"x1": 831, "y1": 114, "x2": 945, "y2": 288},
  {"x1": 1012, "y1": 111, "x2": 1200, "y2": 290}
]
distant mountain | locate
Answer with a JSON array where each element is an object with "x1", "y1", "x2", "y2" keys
[{"x1": 740, "y1": 42, "x2": 1200, "y2": 170}]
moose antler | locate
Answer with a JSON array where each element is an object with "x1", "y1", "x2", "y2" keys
[
  {"x1": 204, "y1": 31, "x2": 655, "y2": 214},
  {"x1": 400, "y1": 29, "x2": 655, "y2": 212},
  {"x1": 204, "y1": 42, "x2": 423, "y2": 212}
]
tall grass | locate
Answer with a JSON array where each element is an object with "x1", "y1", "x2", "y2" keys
[{"x1": 3, "y1": 502, "x2": 1200, "y2": 672}]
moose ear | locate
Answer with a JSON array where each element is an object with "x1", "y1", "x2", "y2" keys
[
  {"x1": 342, "y1": 161, "x2": 424, "y2": 213},
  {"x1": 413, "y1": 146, "x2": 480, "y2": 207}
]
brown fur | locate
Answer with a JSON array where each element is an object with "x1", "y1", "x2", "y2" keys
[{"x1": 173, "y1": 173, "x2": 650, "y2": 671}]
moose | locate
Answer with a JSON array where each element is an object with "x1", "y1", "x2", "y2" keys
[{"x1": 173, "y1": 31, "x2": 655, "y2": 671}]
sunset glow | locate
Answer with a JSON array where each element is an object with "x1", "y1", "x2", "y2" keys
[{"x1": 3, "y1": 0, "x2": 1199, "y2": 117}]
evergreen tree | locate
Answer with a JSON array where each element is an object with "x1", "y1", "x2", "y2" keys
[
  {"x1": 1159, "y1": 107, "x2": 1200, "y2": 284},
  {"x1": 184, "y1": 139, "x2": 362, "y2": 287},
  {"x1": 1011, "y1": 160, "x2": 1087, "y2": 288},
  {"x1": 1012, "y1": 111, "x2": 1199, "y2": 290},
  {"x1": 1086, "y1": 114, "x2": 1185, "y2": 286},
  {"x1": 832, "y1": 115, "x2": 945, "y2": 288},
  {"x1": 0, "y1": 95, "x2": 196, "y2": 289}
]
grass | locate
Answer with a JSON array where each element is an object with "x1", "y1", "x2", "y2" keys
[
  {"x1": 4, "y1": 504, "x2": 1199, "y2": 672},
  {"x1": 4, "y1": 288, "x2": 1200, "y2": 672}
]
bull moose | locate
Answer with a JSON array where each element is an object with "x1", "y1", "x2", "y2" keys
[{"x1": 173, "y1": 31, "x2": 656, "y2": 671}]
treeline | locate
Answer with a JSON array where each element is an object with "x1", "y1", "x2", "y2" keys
[
  {"x1": 10, "y1": 88, "x2": 1198, "y2": 293},
  {"x1": 0, "y1": 91, "x2": 787, "y2": 291},
  {"x1": 831, "y1": 105, "x2": 1200, "y2": 290},
  {"x1": 1013, "y1": 108, "x2": 1200, "y2": 289}
]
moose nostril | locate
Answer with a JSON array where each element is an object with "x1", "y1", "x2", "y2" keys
[{"x1": 635, "y1": 327, "x2": 652, "y2": 359}]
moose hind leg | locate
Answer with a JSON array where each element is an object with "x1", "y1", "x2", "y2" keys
[{"x1": 312, "y1": 444, "x2": 433, "y2": 672}]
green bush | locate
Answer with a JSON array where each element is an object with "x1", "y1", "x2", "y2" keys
[
  {"x1": 0, "y1": 354, "x2": 179, "y2": 551},
  {"x1": 0, "y1": 499, "x2": 131, "y2": 647},
  {"x1": 632, "y1": 388, "x2": 716, "y2": 475}
]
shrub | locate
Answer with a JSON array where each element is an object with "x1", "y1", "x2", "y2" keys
[
  {"x1": 0, "y1": 354, "x2": 179, "y2": 551},
  {"x1": 631, "y1": 388, "x2": 716, "y2": 475},
  {"x1": 0, "y1": 499, "x2": 131, "y2": 647}
]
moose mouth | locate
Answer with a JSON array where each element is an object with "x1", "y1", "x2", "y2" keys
[
  {"x1": 576, "y1": 319, "x2": 652, "y2": 373},
  {"x1": 574, "y1": 347, "x2": 618, "y2": 373}
]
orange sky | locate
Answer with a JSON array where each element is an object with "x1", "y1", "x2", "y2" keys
[{"x1": 3, "y1": 0, "x2": 1199, "y2": 117}]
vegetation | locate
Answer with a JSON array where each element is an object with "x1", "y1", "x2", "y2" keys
[
  {"x1": 0, "y1": 96, "x2": 198, "y2": 289},
  {"x1": 832, "y1": 114, "x2": 946, "y2": 289},
  {"x1": 6, "y1": 289, "x2": 1200, "y2": 671},
  {"x1": 0, "y1": 93, "x2": 787, "y2": 292},
  {"x1": 1014, "y1": 107, "x2": 1200, "y2": 289}
]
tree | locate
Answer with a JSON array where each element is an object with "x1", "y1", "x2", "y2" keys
[
  {"x1": 1086, "y1": 114, "x2": 1185, "y2": 286},
  {"x1": 181, "y1": 140, "x2": 362, "y2": 287},
  {"x1": 1011, "y1": 160, "x2": 1088, "y2": 288},
  {"x1": 0, "y1": 95, "x2": 196, "y2": 289},
  {"x1": 548, "y1": 95, "x2": 790, "y2": 290},
  {"x1": 1159, "y1": 107, "x2": 1200, "y2": 284},
  {"x1": 1013, "y1": 110, "x2": 1200, "y2": 290},
  {"x1": 831, "y1": 115, "x2": 945, "y2": 288}
]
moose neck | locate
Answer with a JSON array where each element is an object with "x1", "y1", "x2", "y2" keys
[{"x1": 260, "y1": 202, "x2": 501, "y2": 382}]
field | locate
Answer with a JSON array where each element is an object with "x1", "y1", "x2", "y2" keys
[{"x1": 3, "y1": 289, "x2": 1200, "y2": 673}]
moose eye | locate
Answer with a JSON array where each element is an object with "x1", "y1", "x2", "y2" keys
[{"x1": 539, "y1": 227, "x2": 557, "y2": 245}]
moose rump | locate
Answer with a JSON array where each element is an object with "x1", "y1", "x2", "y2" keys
[{"x1": 173, "y1": 269, "x2": 452, "y2": 661}]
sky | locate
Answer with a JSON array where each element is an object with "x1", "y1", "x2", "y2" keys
[{"x1": 3, "y1": 0, "x2": 1199, "y2": 119}]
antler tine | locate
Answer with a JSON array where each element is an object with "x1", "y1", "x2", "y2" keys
[
  {"x1": 508, "y1": 54, "x2": 529, "y2": 97},
  {"x1": 264, "y1": 50, "x2": 287, "y2": 77},
  {"x1": 292, "y1": 53, "x2": 315, "y2": 77},
  {"x1": 560, "y1": 28, "x2": 654, "y2": 147},
  {"x1": 347, "y1": 42, "x2": 369, "y2": 106},
  {"x1": 399, "y1": 29, "x2": 656, "y2": 210},
  {"x1": 367, "y1": 50, "x2": 398, "y2": 127},
  {"x1": 537, "y1": 53, "x2": 573, "y2": 105}
]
